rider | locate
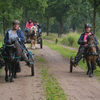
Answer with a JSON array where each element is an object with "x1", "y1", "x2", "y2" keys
[
  {"x1": 4, "y1": 20, "x2": 32, "y2": 67},
  {"x1": 25, "y1": 18, "x2": 34, "y2": 33},
  {"x1": 71, "y1": 23, "x2": 100, "y2": 67},
  {"x1": 34, "y1": 20, "x2": 42, "y2": 36}
]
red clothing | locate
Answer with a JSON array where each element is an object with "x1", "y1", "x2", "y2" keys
[
  {"x1": 26, "y1": 22, "x2": 34, "y2": 29},
  {"x1": 84, "y1": 32, "x2": 92, "y2": 46}
]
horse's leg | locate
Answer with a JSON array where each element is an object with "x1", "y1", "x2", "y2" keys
[
  {"x1": 33, "y1": 39, "x2": 36, "y2": 49},
  {"x1": 89, "y1": 62, "x2": 93, "y2": 77},
  {"x1": 91, "y1": 60, "x2": 96, "y2": 77},
  {"x1": 14, "y1": 62, "x2": 20, "y2": 78},
  {"x1": 86, "y1": 62, "x2": 89, "y2": 75},
  {"x1": 10, "y1": 64, "x2": 14, "y2": 82},
  {"x1": 31, "y1": 40, "x2": 33, "y2": 48},
  {"x1": 9, "y1": 65, "x2": 11, "y2": 78},
  {"x1": 5, "y1": 64, "x2": 9, "y2": 82},
  {"x1": 91, "y1": 63, "x2": 95, "y2": 77}
]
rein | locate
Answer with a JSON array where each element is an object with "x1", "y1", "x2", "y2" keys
[{"x1": 86, "y1": 38, "x2": 98, "y2": 56}]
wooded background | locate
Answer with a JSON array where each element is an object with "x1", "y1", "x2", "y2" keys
[{"x1": 0, "y1": 0, "x2": 100, "y2": 36}]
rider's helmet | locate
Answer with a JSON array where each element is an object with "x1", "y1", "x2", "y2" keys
[
  {"x1": 35, "y1": 20, "x2": 38, "y2": 23},
  {"x1": 12, "y1": 20, "x2": 20, "y2": 25},
  {"x1": 84, "y1": 23, "x2": 92, "y2": 28}
]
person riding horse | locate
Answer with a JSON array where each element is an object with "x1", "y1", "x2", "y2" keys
[
  {"x1": 4, "y1": 20, "x2": 31, "y2": 67},
  {"x1": 71, "y1": 23, "x2": 100, "y2": 67}
]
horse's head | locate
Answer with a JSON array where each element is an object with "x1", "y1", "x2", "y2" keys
[
  {"x1": 5, "y1": 39, "x2": 16, "y2": 62},
  {"x1": 29, "y1": 26, "x2": 38, "y2": 37},
  {"x1": 87, "y1": 34, "x2": 95, "y2": 48}
]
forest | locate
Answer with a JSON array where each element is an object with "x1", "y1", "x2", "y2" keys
[{"x1": 0, "y1": 0, "x2": 100, "y2": 36}]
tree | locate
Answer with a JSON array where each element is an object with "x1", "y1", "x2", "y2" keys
[{"x1": 89, "y1": 0, "x2": 100, "y2": 34}]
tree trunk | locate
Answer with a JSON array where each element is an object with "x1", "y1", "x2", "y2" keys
[
  {"x1": 58, "y1": 18, "x2": 63, "y2": 37},
  {"x1": 3, "y1": 15, "x2": 5, "y2": 36},
  {"x1": 93, "y1": 6, "x2": 97, "y2": 34},
  {"x1": 47, "y1": 17, "x2": 49, "y2": 36}
]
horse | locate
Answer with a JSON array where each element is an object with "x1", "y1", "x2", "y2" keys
[
  {"x1": 85, "y1": 34, "x2": 98, "y2": 77},
  {"x1": 3, "y1": 39, "x2": 29, "y2": 82},
  {"x1": 28, "y1": 26, "x2": 38, "y2": 49}
]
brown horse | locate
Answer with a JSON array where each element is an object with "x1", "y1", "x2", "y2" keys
[
  {"x1": 85, "y1": 34, "x2": 98, "y2": 77},
  {"x1": 28, "y1": 26, "x2": 38, "y2": 49}
]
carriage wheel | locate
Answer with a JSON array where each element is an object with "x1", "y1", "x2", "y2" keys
[
  {"x1": 31, "y1": 63, "x2": 34, "y2": 76},
  {"x1": 70, "y1": 56, "x2": 73, "y2": 73},
  {"x1": 40, "y1": 38, "x2": 42, "y2": 49},
  {"x1": 30, "y1": 59, "x2": 34, "y2": 76}
]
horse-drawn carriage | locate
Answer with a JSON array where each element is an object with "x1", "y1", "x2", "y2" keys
[
  {"x1": 70, "y1": 34, "x2": 99, "y2": 77},
  {"x1": 0, "y1": 39, "x2": 34, "y2": 82},
  {"x1": 25, "y1": 26, "x2": 42, "y2": 49}
]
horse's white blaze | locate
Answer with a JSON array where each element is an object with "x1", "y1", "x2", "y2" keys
[
  {"x1": 30, "y1": 26, "x2": 38, "y2": 49},
  {"x1": 30, "y1": 26, "x2": 38, "y2": 33}
]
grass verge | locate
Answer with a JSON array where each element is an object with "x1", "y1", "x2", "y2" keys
[
  {"x1": 43, "y1": 40, "x2": 100, "y2": 79},
  {"x1": 36, "y1": 56, "x2": 67, "y2": 100},
  {"x1": 42, "y1": 33, "x2": 100, "y2": 48}
]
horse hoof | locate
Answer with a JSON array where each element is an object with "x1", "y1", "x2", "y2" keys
[
  {"x1": 10, "y1": 78, "x2": 14, "y2": 82},
  {"x1": 14, "y1": 74, "x2": 17, "y2": 78},
  {"x1": 5, "y1": 77, "x2": 9, "y2": 82},
  {"x1": 32, "y1": 47, "x2": 35, "y2": 49},
  {"x1": 86, "y1": 72, "x2": 89, "y2": 75},
  {"x1": 89, "y1": 74, "x2": 93, "y2": 78}
]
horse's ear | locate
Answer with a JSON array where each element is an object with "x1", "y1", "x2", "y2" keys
[
  {"x1": 4, "y1": 41, "x2": 8, "y2": 43},
  {"x1": 4, "y1": 41, "x2": 10, "y2": 44},
  {"x1": 11, "y1": 39, "x2": 15, "y2": 44},
  {"x1": 92, "y1": 34, "x2": 95, "y2": 37}
]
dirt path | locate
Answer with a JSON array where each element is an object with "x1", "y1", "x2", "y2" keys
[
  {"x1": 36, "y1": 44, "x2": 100, "y2": 100},
  {"x1": 1, "y1": 43, "x2": 100, "y2": 100},
  {"x1": 0, "y1": 49, "x2": 46, "y2": 100}
]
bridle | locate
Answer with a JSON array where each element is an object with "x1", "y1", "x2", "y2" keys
[
  {"x1": 3, "y1": 41, "x2": 21, "y2": 61},
  {"x1": 86, "y1": 36, "x2": 98, "y2": 56},
  {"x1": 87, "y1": 36, "x2": 96, "y2": 48}
]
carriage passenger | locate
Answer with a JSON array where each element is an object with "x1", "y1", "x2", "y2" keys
[
  {"x1": 25, "y1": 18, "x2": 34, "y2": 33},
  {"x1": 71, "y1": 23, "x2": 100, "y2": 67},
  {"x1": 34, "y1": 20, "x2": 42, "y2": 35}
]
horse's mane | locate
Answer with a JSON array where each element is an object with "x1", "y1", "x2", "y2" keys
[{"x1": 30, "y1": 26, "x2": 38, "y2": 33}]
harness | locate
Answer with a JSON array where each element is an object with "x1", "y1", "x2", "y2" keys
[
  {"x1": 2, "y1": 42, "x2": 21, "y2": 62},
  {"x1": 85, "y1": 39, "x2": 98, "y2": 56}
]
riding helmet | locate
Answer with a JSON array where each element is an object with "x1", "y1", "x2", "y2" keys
[
  {"x1": 35, "y1": 20, "x2": 39, "y2": 23},
  {"x1": 12, "y1": 20, "x2": 20, "y2": 24},
  {"x1": 84, "y1": 23, "x2": 92, "y2": 28}
]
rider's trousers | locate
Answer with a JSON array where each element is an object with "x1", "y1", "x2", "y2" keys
[{"x1": 74, "y1": 46, "x2": 85, "y2": 64}]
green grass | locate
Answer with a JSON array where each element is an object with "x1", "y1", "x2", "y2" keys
[
  {"x1": 36, "y1": 56, "x2": 67, "y2": 100},
  {"x1": 42, "y1": 33, "x2": 80, "y2": 48},
  {"x1": 42, "y1": 32, "x2": 100, "y2": 48},
  {"x1": 0, "y1": 36, "x2": 4, "y2": 48},
  {"x1": 43, "y1": 40, "x2": 100, "y2": 79}
]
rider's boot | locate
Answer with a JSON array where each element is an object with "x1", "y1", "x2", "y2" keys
[
  {"x1": 0, "y1": 59, "x2": 5, "y2": 69},
  {"x1": 71, "y1": 60, "x2": 77, "y2": 67},
  {"x1": 96, "y1": 57, "x2": 100, "y2": 67},
  {"x1": 27, "y1": 60, "x2": 33, "y2": 67}
]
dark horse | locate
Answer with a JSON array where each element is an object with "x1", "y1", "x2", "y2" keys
[
  {"x1": 3, "y1": 39, "x2": 29, "y2": 82},
  {"x1": 85, "y1": 34, "x2": 98, "y2": 77}
]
